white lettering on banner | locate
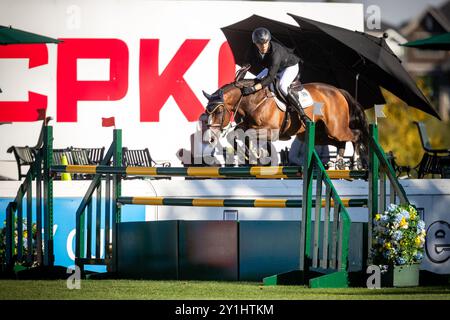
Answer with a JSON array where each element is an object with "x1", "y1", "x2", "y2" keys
[
  {"x1": 100, "y1": 229, "x2": 105, "y2": 258},
  {"x1": 40, "y1": 225, "x2": 57, "y2": 240},
  {"x1": 67, "y1": 229, "x2": 76, "y2": 261},
  {"x1": 66, "y1": 228, "x2": 106, "y2": 261}
]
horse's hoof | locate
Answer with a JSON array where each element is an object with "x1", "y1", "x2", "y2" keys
[
  {"x1": 335, "y1": 159, "x2": 345, "y2": 170},
  {"x1": 352, "y1": 159, "x2": 364, "y2": 171},
  {"x1": 325, "y1": 161, "x2": 335, "y2": 170},
  {"x1": 344, "y1": 161, "x2": 351, "y2": 170},
  {"x1": 326, "y1": 161, "x2": 335, "y2": 170}
]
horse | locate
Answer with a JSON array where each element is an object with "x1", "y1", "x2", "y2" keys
[{"x1": 202, "y1": 78, "x2": 370, "y2": 170}]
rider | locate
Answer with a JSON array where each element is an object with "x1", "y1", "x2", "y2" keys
[{"x1": 241, "y1": 27, "x2": 309, "y2": 121}]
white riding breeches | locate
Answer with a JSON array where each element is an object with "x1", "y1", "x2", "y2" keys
[{"x1": 256, "y1": 64, "x2": 299, "y2": 96}]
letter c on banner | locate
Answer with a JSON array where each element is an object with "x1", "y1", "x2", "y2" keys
[{"x1": 67, "y1": 229, "x2": 76, "y2": 261}]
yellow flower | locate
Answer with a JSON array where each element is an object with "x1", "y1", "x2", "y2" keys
[
  {"x1": 375, "y1": 214, "x2": 381, "y2": 221},
  {"x1": 415, "y1": 236, "x2": 423, "y2": 247},
  {"x1": 399, "y1": 217, "x2": 408, "y2": 229},
  {"x1": 384, "y1": 242, "x2": 392, "y2": 249}
]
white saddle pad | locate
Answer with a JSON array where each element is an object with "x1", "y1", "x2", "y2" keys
[
  {"x1": 298, "y1": 89, "x2": 314, "y2": 108},
  {"x1": 272, "y1": 88, "x2": 314, "y2": 112},
  {"x1": 273, "y1": 96, "x2": 287, "y2": 112}
]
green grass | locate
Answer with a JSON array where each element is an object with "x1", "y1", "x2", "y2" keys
[{"x1": 0, "y1": 280, "x2": 450, "y2": 300}]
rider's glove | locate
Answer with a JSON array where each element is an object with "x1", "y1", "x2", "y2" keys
[{"x1": 242, "y1": 86, "x2": 256, "y2": 96}]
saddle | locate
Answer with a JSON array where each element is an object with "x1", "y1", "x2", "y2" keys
[
  {"x1": 268, "y1": 75, "x2": 312, "y2": 140},
  {"x1": 269, "y1": 75, "x2": 312, "y2": 110}
]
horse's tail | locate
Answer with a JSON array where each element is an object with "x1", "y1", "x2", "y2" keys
[{"x1": 339, "y1": 89, "x2": 370, "y2": 155}]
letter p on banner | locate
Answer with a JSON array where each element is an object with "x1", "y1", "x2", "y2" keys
[{"x1": 57, "y1": 39, "x2": 129, "y2": 122}]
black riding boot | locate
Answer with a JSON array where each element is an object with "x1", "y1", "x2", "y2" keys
[{"x1": 287, "y1": 89, "x2": 311, "y2": 123}]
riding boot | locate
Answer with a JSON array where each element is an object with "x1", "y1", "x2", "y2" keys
[{"x1": 287, "y1": 89, "x2": 311, "y2": 123}]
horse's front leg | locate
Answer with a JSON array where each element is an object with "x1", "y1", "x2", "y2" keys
[{"x1": 335, "y1": 141, "x2": 346, "y2": 170}]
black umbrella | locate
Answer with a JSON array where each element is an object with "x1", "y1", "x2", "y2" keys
[
  {"x1": 287, "y1": 14, "x2": 440, "y2": 119},
  {"x1": 0, "y1": 25, "x2": 60, "y2": 45},
  {"x1": 221, "y1": 14, "x2": 385, "y2": 108}
]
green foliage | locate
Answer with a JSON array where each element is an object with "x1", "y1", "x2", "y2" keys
[
  {"x1": 0, "y1": 219, "x2": 38, "y2": 268},
  {"x1": 371, "y1": 78, "x2": 450, "y2": 171}
]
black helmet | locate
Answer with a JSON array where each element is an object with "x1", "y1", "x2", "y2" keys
[{"x1": 252, "y1": 27, "x2": 271, "y2": 45}]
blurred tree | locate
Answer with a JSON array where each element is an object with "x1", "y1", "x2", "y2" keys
[{"x1": 369, "y1": 78, "x2": 450, "y2": 175}]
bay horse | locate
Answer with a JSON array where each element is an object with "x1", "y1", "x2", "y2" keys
[{"x1": 202, "y1": 79, "x2": 370, "y2": 169}]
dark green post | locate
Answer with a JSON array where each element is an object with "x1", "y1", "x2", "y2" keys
[
  {"x1": 43, "y1": 125, "x2": 54, "y2": 266},
  {"x1": 35, "y1": 151, "x2": 43, "y2": 265},
  {"x1": 367, "y1": 124, "x2": 379, "y2": 266},
  {"x1": 300, "y1": 121, "x2": 314, "y2": 273},
  {"x1": 78, "y1": 210, "x2": 85, "y2": 264},
  {"x1": 111, "y1": 129, "x2": 122, "y2": 273}
]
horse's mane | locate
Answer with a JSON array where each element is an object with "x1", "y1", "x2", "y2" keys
[
  {"x1": 218, "y1": 79, "x2": 256, "y2": 93},
  {"x1": 205, "y1": 79, "x2": 257, "y2": 113}
]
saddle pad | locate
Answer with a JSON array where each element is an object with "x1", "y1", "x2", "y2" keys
[
  {"x1": 268, "y1": 84, "x2": 313, "y2": 111},
  {"x1": 298, "y1": 89, "x2": 314, "y2": 108},
  {"x1": 273, "y1": 96, "x2": 287, "y2": 112}
]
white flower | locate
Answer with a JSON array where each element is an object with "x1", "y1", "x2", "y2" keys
[{"x1": 388, "y1": 204, "x2": 398, "y2": 212}]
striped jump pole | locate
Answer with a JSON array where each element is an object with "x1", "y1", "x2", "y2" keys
[
  {"x1": 51, "y1": 165, "x2": 368, "y2": 180},
  {"x1": 117, "y1": 196, "x2": 368, "y2": 208}
]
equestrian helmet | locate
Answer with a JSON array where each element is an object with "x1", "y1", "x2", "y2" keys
[{"x1": 252, "y1": 27, "x2": 271, "y2": 45}]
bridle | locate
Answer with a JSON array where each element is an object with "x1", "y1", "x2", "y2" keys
[
  {"x1": 206, "y1": 88, "x2": 243, "y2": 132},
  {"x1": 204, "y1": 73, "x2": 271, "y2": 134}
]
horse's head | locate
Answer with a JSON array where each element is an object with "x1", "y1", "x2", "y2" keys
[{"x1": 202, "y1": 83, "x2": 244, "y2": 143}]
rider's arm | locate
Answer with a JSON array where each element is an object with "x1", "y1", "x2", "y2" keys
[{"x1": 258, "y1": 52, "x2": 281, "y2": 89}]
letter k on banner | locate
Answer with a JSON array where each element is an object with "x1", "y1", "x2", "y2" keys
[{"x1": 139, "y1": 39, "x2": 209, "y2": 122}]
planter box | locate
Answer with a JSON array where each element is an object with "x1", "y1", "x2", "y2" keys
[{"x1": 381, "y1": 264, "x2": 420, "y2": 287}]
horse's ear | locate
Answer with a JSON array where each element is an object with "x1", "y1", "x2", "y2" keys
[
  {"x1": 235, "y1": 64, "x2": 251, "y2": 82},
  {"x1": 202, "y1": 90, "x2": 212, "y2": 100}
]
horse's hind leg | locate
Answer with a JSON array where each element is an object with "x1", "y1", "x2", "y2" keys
[
  {"x1": 352, "y1": 142, "x2": 363, "y2": 170},
  {"x1": 350, "y1": 129, "x2": 367, "y2": 170}
]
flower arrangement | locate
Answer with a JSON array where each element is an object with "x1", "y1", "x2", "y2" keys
[
  {"x1": 371, "y1": 203, "x2": 426, "y2": 267},
  {"x1": 0, "y1": 219, "x2": 37, "y2": 267}
]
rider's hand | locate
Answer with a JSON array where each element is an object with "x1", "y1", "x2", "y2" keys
[{"x1": 242, "y1": 86, "x2": 256, "y2": 96}]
